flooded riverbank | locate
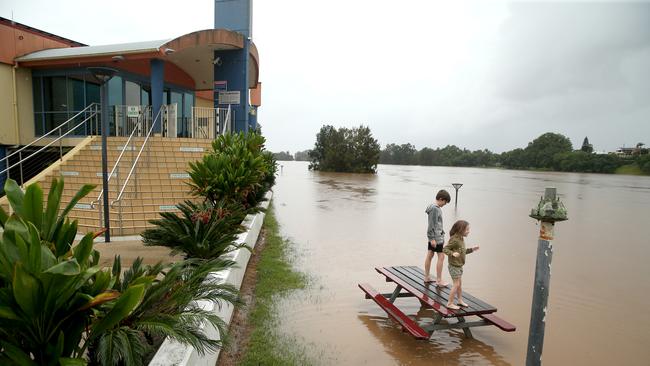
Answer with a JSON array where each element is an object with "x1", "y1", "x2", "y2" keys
[{"x1": 271, "y1": 161, "x2": 650, "y2": 365}]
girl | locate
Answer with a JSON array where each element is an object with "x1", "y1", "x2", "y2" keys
[{"x1": 442, "y1": 220, "x2": 479, "y2": 310}]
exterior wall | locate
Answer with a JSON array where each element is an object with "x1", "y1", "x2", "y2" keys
[
  {"x1": 0, "y1": 63, "x2": 18, "y2": 144},
  {"x1": 250, "y1": 82, "x2": 261, "y2": 106},
  {"x1": 16, "y1": 67, "x2": 35, "y2": 146},
  {"x1": 195, "y1": 96, "x2": 213, "y2": 109},
  {"x1": 0, "y1": 65, "x2": 84, "y2": 147},
  {"x1": 0, "y1": 20, "x2": 82, "y2": 65}
]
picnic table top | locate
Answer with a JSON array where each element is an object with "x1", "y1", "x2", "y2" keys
[{"x1": 377, "y1": 265, "x2": 498, "y2": 318}]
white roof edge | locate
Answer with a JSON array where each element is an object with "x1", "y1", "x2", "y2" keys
[{"x1": 16, "y1": 39, "x2": 171, "y2": 62}]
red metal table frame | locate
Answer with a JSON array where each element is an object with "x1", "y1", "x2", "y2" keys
[{"x1": 359, "y1": 266, "x2": 515, "y2": 339}]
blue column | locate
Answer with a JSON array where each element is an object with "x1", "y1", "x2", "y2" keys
[
  {"x1": 214, "y1": 40, "x2": 249, "y2": 133},
  {"x1": 151, "y1": 59, "x2": 165, "y2": 133}
]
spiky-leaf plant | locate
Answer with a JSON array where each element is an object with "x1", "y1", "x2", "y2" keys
[
  {"x1": 88, "y1": 257, "x2": 241, "y2": 365},
  {"x1": 141, "y1": 200, "x2": 247, "y2": 259}
]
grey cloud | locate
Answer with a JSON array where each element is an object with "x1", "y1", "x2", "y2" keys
[{"x1": 494, "y1": 2, "x2": 650, "y2": 102}]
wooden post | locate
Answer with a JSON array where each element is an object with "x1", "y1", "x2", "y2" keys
[{"x1": 526, "y1": 187, "x2": 568, "y2": 365}]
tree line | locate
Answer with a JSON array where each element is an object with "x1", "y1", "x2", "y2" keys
[{"x1": 274, "y1": 129, "x2": 649, "y2": 175}]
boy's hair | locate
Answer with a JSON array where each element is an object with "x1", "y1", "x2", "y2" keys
[
  {"x1": 450, "y1": 220, "x2": 470, "y2": 237},
  {"x1": 436, "y1": 189, "x2": 451, "y2": 203}
]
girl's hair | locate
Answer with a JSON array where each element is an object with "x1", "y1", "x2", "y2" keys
[{"x1": 449, "y1": 220, "x2": 470, "y2": 237}]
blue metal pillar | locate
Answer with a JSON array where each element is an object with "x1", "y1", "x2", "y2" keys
[
  {"x1": 214, "y1": 42, "x2": 249, "y2": 133},
  {"x1": 151, "y1": 59, "x2": 165, "y2": 133}
]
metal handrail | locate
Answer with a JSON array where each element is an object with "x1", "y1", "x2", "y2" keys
[
  {"x1": 90, "y1": 106, "x2": 150, "y2": 209},
  {"x1": 1, "y1": 103, "x2": 99, "y2": 164},
  {"x1": 0, "y1": 105, "x2": 100, "y2": 178},
  {"x1": 110, "y1": 107, "x2": 163, "y2": 208},
  {"x1": 223, "y1": 105, "x2": 232, "y2": 134}
]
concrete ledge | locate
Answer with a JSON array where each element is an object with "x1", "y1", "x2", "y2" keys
[{"x1": 148, "y1": 191, "x2": 273, "y2": 366}]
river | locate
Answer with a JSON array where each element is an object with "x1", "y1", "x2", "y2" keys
[{"x1": 271, "y1": 161, "x2": 650, "y2": 365}]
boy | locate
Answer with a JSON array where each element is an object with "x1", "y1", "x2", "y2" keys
[{"x1": 424, "y1": 189, "x2": 451, "y2": 286}]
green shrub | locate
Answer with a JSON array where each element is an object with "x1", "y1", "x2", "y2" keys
[{"x1": 187, "y1": 132, "x2": 276, "y2": 210}]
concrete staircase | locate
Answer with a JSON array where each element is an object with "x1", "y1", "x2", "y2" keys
[{"x1": 3, "y1": 136, "x2": 212, "y2": 236}]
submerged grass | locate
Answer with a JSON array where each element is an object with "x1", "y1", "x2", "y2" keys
[{"x1": 240, "y1": 204, "x2": 312, "y2": 366}]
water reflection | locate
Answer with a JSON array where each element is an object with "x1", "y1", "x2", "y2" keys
[{"x1": 358, "y1": 313, "x2": 511, "y2": 366}]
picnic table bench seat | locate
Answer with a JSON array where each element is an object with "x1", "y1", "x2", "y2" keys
[{"x1": 360, "y1": 265, "x2": 516, "y2": 339}]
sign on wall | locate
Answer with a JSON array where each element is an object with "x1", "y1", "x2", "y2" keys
[
  {"x1": 218, "y1": 91, "x2": 241, "y2": 105},
  {"x1": 126, "y1": 105, "x2": 140, "y2": 118}
]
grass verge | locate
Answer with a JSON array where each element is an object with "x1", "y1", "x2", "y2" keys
[
  {"x1": 615, "y1": 164, "x2": 644, "y2": 175},
  {"x1": 239, "y1": 204, "x2": 312, "y2": 365}
]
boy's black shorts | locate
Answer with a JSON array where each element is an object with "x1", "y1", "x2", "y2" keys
[{"x1": 427, "y1": 241, "x2": 443, "y2": 253}]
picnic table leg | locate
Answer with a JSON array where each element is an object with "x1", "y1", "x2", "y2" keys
[
  {"x1": 457, "y1": 316, "x2": 473, "y2": 339},
  {"x1": 389, "y1": 285, "x2": 403, "y2": 303},
  {"x1": 428, "y1": 313, "x2": 444, "y2": 339}
]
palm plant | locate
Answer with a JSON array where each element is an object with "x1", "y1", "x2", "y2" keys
[
  {"x1": 0, "y1": 178, "x2": 147, "y2": 365},
  {"x1": 141, "y1": 200, "x2": 247, "y2": 259},
  {"x1": 88, "y1": 257, "x2": 241, "y2": 365}
]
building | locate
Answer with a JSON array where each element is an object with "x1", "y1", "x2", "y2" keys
[{"x1": 0, "y1": 0, "x2": 263, "y2": 237}]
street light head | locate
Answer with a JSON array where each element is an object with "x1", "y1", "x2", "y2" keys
[{"x1": 87, "y1": 67, "x2": 118, "y2": 84}]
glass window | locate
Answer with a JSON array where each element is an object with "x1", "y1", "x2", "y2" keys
[
  {"x1": 33, "y1": 76, "x2": 43, "y2": 113},
  {"x1": 170, "y1": 91, "x2": 183, "y2": 137},
  {"x1": 141, "y1": 87, "x2": 150, "y2": 106},
  {"x1": 183, "y1": 92, "x2": 193, "y2": 117},
  {"x1": 86, "y1": 81, "x2": 100, "y2": 105},
  {"x1": 67, "y1": 76, "x2": 86, "y2": 112},
  {"x1": 43, "y1": 76, "x2": 67, "y2": 112},
  {"x1": 107, "y1": 76, "x2": 123, "y2": 106},
  {"x1": 125, "y1": 80, "x2": 140, "y2": 106}
]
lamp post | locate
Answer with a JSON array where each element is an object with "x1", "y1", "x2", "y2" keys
[
  {"x1": 88, "y1": 67, "x2": 117, "y2": 243},
  {"x1": 451, "y1": 183, "x2": 463, "y2": 209},
  {"x1": 526, "y1": 187, "x2": 568, "y2": 365}
]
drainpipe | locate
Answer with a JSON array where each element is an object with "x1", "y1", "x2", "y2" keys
[{"x1": 12, "y1": 62, "x2": 21, "y2": 144}]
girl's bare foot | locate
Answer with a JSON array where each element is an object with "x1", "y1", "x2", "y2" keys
[
  {"x1": 424, "y1": 276, "x2": 435, "y2": 283},
  {"x1": 458, "y1": 301, "x2": 469, "y2": 307},
  {"x1": 447, "y1": 303, "x2": 460, "y2": 310},
  {"x1": 436, "y1": 281, "x2": 449, "y2": 287}
]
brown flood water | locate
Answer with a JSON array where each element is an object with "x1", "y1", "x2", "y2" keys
[{"x1": 271, "y1": 161, "x2": 650, "y2": 365}]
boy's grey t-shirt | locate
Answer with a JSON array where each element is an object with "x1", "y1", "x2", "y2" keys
[{"x1": 426, "y1": 204, "x2": 444, "y2": 244}]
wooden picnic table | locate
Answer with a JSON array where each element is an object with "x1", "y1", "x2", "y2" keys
[{"x1": 359, "y1": 265, "x2": 516, "y2": 339}]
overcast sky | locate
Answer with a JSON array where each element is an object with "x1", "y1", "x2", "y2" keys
[{"x1": 2, "y1": 0, "x2": 648, "y2": 153}]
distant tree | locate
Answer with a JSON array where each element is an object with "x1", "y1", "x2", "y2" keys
[
  {"x1": 416, "y1": 147, "x2": 437, "y2": 166},
  {"x1": 581, "y1": 136, "x2": 594, "y2": 153},
  {"x1": 552, "y1": 151, "x2": 623, "y2": 173},
  {"x1": 380, "y1": 143, "x2": 417, "y2": 165},
  {"x1": 636, "y1": 155, "x2": 650, "y2": 174},
  {"x1": 272, "y1": 151, "x2": 294, "y2": 161},
  {"x1": 349, "y1": 126, "x2": 381, "y2": 172},
  {"x1": 523, "y1": 132, "x2": 573, "y2": 169},
  {"x1": 500, "y1": 148, "x2": 527, "y2": 169},
  {"x1": 294, "y1": 150, "x2": 311, "y2": 161},
  {"x1": 308, "y1": 125, "x2": 380, "y2": 173}
]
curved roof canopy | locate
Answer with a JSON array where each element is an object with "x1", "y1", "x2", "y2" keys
[{"x1": 16, "y1": 29, "x2": 259, "y2": 90}]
